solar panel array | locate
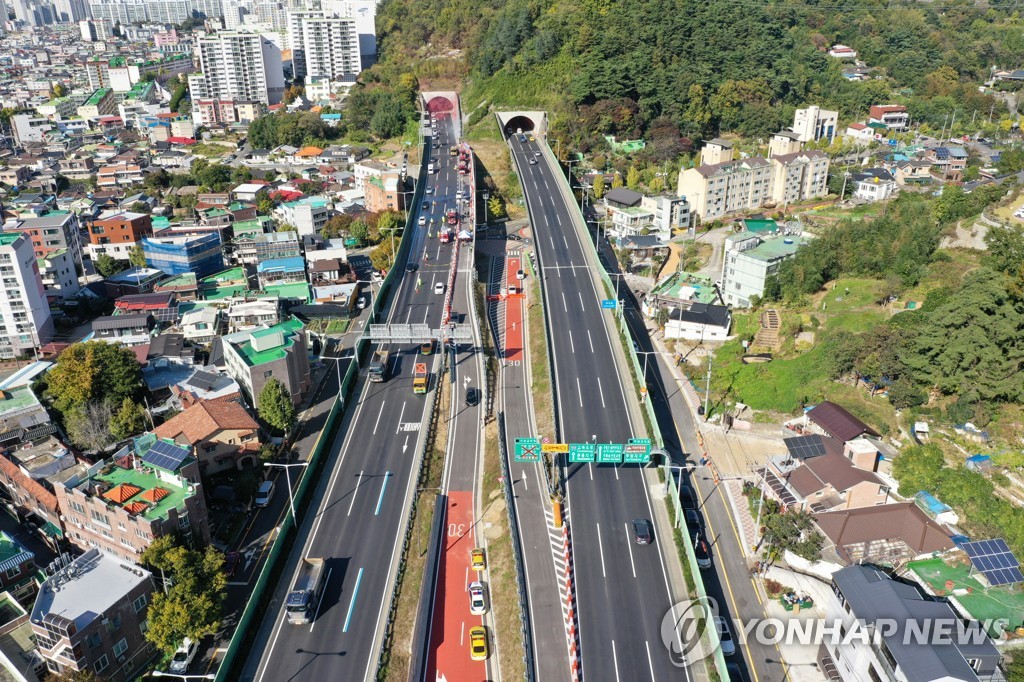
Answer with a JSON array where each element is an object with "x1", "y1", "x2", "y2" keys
[
  {"x1": 142, "y1": 440, "x2": 190, "y2": 472},
  {"x1": 933, "y1": 147, "x2": 950, "y2": 160},
  {"x1": 962, "y1": 539, "x2": 1024, "y2": 586},
  {"x1": 784, "y1": 435, "x2": 827, "y2": 461}
]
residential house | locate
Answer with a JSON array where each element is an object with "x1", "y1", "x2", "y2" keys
[
  {"x1": 168, "y1": 369, "x2": 242, "y2": 410},
  {"x1": 664, "y1": 303, "x2": 732, "y2": 342},
  {"x1": 868, "y1": 104, "x2": 909, "y2": 131},
  {"x1": 762, "y1": 452, "x2": 892, "y2": 513},
  {"x1": 814, "y1": 503, "x2": 955, "y2": 565},
  {"x1": 227, "y1": 300, "x2": 280, "y2": 332},
  {"x1": 926, "y1": 146, "x2": 969, "y2": 182},
  {"x1": 257, "y1": 256, "x2": 307, "y2": 289},
  {"x1": 198, "y1": 267, "x2": 250, "y2": 302},
  {"x1": 827, "y1": 44, "x2": 857, "y2": 59},
  {"x1": 38, "y1": 248, "x2": 81, "y2": 302},
  {"x1": 824, "y1": 565, "x2": 1001, "y2": 682},
  {"x1": 0, "y1": 211, "x2": 83, "y2": 266},
  {"x1": 802, "y1": 401, "x2": 881, "y2": 442},
  {"x1": 720, "y1": 231, "x2": 809, "y2": 308},
  {"x1": 102, "y1": 267, "x2": 166, "y2": 298},
  {"x1": 91, "y1": 313, "x2": 155, "y2": 346},
  {"x1": 0, "y1": 435, "x2": 82, "y2": 551},
  {"x1": 113, "y1": 292, "x2": 178, "y2": 325},
  {"x1": 851, "y1": 168, "x2": 898, "y2": 202},
  {"x1": 96, "y1": 163, "x2": 144, "y2": 188},
  {"x1": 154, "y1": 273, "x2": 198, "y2": 301},
  {"x1": 0, "y1": 532, "x2": 35, "y2": 593},
  {"x1": 87, "y1": 210, "x2": 153, "y2": 260},
  {"x1": 154, "y1": 400, "x2": 260, "y2": 474},
  {"x1": 893, "y1": 159, "x2": 933, "y2": 186},
  {"x1": 220, "y1": 317, "x2": 310, "y2": 405},
  {"x1": 0, "y1": 386, "x2": 52, "y2": 440},
  {"x1": 844, "y1": 122, "x2": 877, "y2": 145},
  {"x1": 231, "y1": 182, "x2": 269, "y2": 203},
  {"x1": 254, "y1": 231, "x2": 301, "y2": 261},
  {"x1": 180, "y1": 307, "x2": 220, "y2": 344},
  {"x1": 792, "y1": 106, "x2": 838, "y2": 143},
  {"x1": 31, "y1": 549, "x2": 156, "y2": 682},
  {"x1": 55, "y1": 437, "x2": 211, "y2": 561},
  {"x1": 275, "y1": 196, "x2": 330, "y2": 236}
]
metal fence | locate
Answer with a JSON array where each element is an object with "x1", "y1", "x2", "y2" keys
[{"x1": 497, "y1": 412, "x2": 536, "y2": 680}]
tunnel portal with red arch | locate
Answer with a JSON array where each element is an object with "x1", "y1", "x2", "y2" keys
[{"x1": 425, "y1": 95, "x2": 456, "y2": 114}]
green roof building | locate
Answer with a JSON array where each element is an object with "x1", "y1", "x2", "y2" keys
[{"x1": 221, "y1": 317, "x2": 310, "y2": 406}]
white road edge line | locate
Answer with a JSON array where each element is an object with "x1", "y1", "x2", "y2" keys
[
  {"x1": 347, "y1": 471, "x2": 363, "y2": 516},
  {"x1": 596, "y1": 522, "x2": 607, "y2": 578},
  {"x1": 624, "y1": 523, "x2": 637, "y2": 578}
]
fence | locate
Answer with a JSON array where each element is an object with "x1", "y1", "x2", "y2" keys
[
  {"x1": 213, "y1": 124, "x2": 431, "y2": 682},
  {"x1": 538, "y1": 139, "x2": 731, "y2": 680},
  {"x1": 407, "y1": 492, "x2": 448, "y2": 681}
]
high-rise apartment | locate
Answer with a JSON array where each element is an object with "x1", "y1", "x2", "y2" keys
[
  {"x1": 193, "y1": 31, "x2": 285, "y2": 105},
  {"x1": 0, "y1": 233, "x2": 54, "y2": 358}
]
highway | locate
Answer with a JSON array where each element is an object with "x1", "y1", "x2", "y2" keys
[
  {"x1": 423, "y1": 144, "x2": 493, "y2": 680},
  {"x1": 510, "y1": 134, "x2": 693, "y2": 681},
  {"x1": 243, "y1": 110, "x2": 463, "y2": 682}
]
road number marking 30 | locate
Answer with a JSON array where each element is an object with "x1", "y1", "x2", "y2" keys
[{"x1": 448, "y1": 523, "x2": 466, "y2": 538}]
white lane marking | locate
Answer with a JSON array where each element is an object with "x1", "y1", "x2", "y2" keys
[
  {"x1": 578, "y1": 290, "x2": 585, "y2": 309},
  {"x1": 374, "y1": 472, "x2": 390, "y2": 516},
  {"x1": 596, "y1": 523, "x2": 607, "y2": 578},
  {"x1": 563, "y1": 234, "x2": 569, "y2": 249},
  {"x1": 309, "y1": 567, "x2": 332, "y2": 632},
  {"x1": 569, "y1": 331, "x2": 575, "y2": 354},
  {"x1": 561, "y1": 292, "x2": 568, "y2": 312},
  {"x1": 646, "y1": 640, "x2": 657, "y2": 681},
  {"x1": 588, "y1": 462, "x2": 593, "y2": 480},
  {"x1": 588, "y1": 330, "x2": 595, "y2": 352},
  {"x1": 347, "y1": 471, "x2": 363, "y2": 516},
  {"x1": 465, "y1": 566, "x2": 469, "y2": 591},
  {"x1": 576, "y1": 377, "x2": 583, "y2": 407},
  {"x1": 550, "y1": 235, "x2": 556, "y2": 250},
  {"x1": 611, "y1": 639, "x2": 621, "y2": 682},
  {"x1": 597, "y1": 377, "x2": 607, "y2": 409},
  {"x1": 624, "y1": 523, "x2": 637, "y2": 578},
  {"x1": 394, "y1": 401, "x2": 406, "y2": 434},
  {"x1": 460, "y1": 620, "x2": 466, "y2": 646},
  {"x1": 372, "y1": 400, "x2": 386, "y2": 435}
]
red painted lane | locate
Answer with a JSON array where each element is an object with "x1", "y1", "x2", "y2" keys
[
  {"x1": 427, "y1": 490, "x2": 486, "y2": 681},
  {"x1": 505, "y1": 255, "x2": 524, "y2": 363}
]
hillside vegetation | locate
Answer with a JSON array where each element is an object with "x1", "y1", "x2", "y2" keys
[{"x1": 376, "y1": 0, "x2": 1024, "y2": 152}]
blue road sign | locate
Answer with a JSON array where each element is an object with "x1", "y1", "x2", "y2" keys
[{"x1": 601, "y1": 299, "x2": 616, "y2": 309}]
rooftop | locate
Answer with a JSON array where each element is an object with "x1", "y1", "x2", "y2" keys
[
  {"x1": 226, "y1": 317, "x2": 304, "y2": 367},
  {"x1": 80, "y1": 452, "x2": 193, "y2": 523},
  {"x1": 807, "y1": 401, "x2": 880, "y2": 441},
  {"x1": 83, "y1": 88, "x2": 110, "y2": 107},
  {"x1": 0, "y1": 532, "x2": 33, "y2": 575},
  {"x1": 263, "y1": 282, "x2": 311, "y2": 302},
  {"x1": 257, "y1": 256, "x2": 306, "y2": 274},
  {"x1": 31, "y1": 548, "x2": 151, "y2": 633},
  {"x1": 650, "y1": 271, "x2": 718, "y2": 304},
  {"x1": 0, "y1": 386, "x2": 43, "y2": 420},
  {"x1": 738, "y1": 233, "x2": 809, "y2": 262}
]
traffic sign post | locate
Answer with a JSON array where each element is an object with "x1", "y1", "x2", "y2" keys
[
  {"x1": 601, "y1": 299, "x2": 616, "y2": 309},
  {"x1": 542, "y1": 443, "x2": 568, "y2": 454},
  {"x1": 596, "y1": 443, "x2": 623, "y2": 463},
  {"x1": 515, "y1": 437, "x2": 541, "y2": 463},
  {"x1": 625, "y1": 437, "x2": 652, "y2": 463},
  {"x1": 568, "y1": 443, "x2": 596, "y2": 463}
]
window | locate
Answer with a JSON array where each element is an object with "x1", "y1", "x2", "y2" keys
[
  {"x1": 113, "y1": 638, "x2": 127, "y2": 658},
  {"x1": 133, "y1": 594, "x2": 147, "y2": 613},
  {"x1": 5, "y1": 566, "x2": 19, "y2": 579},
  {"x1": 139, "y1": 619, "x2": 148, "y2": 634},
  {"x1": 90, "y1": 510, "x2": 110, "y2": 527},
  {"x1": 87, "y1": 631, "x2": 102, "y2": 649},
  {"x1": 264, "y1": 370, "x2": 273, "y2": 379},
  {"x1": 868, "y1": 665, "x2": 884, "y2": 682},
  {"x1": 94, "y1": 654, "x2": 109, "y2": 673}
]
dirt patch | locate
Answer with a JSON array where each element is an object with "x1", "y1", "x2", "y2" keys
[{"x1": 939, "y1": 219, "x2": 989, "y2": 250}]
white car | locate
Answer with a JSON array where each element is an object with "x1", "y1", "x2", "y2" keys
[
  {"x1": 169, "y1": 638, "x2": 198, "y2": 673},
  {"x1": 418, "y1": 216, "x2": 427, "y2": 226},
  {"x1": 434, "y1": 281, "x2": 445, "y2": 295},
  {"x1": 714, "y1": 616, "x2": 736, "y2": 656},
  {"x1": 469, "y1": 581, "x2": 487, "y2": 615}
]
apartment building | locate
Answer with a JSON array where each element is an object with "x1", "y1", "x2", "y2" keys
[
  {"x1": 287, "y1": 10, "x2": 324, "y2": 80},
  {"x1": 76, "y1": 89, "x2": 116, "y2": 119},
  {"x1": 720, "y1": 231, "x2": 809, "y2": 308},
  {"x1": 191, "y1": 99, "x2": 263, "y2": 127},
  {"x1": 1, "y1": 212, "x2": 83, "y2": 266},
  {"x1": 31, "y1": 549, "x2": 156, "y2": 682},
  {"x1": 79, "y1": 17, "x2": 113, "y2": 41},
  {"x1": 254, "y1": 231, "x2": 301, "y2": 261},
  {"x1": 38, "y1": 249, "x2": 81, "y2": 301},
  {"x1": 825, "y1": 565, "x2": 1002, "y2": 682},
  {"x1": 142, "y1": 234, "x2": 224, "y2": 278},
  {"x1": 0, "y1": 233, "x2": 53, "y2": 357},
  {"x1": 363, "y1": 173, "x2": 406, "y2": 213},
  {"x1": 792, "y1": 105, "x2": 838, "y2": 143},
  {"x1": 221, "y1": 316, "x2": 310, "y2": 406},
  {"x1": 868, "y1": 104, "x2": 910, "y2": 131},
  {"x1": 769, "y1": 150, "x2": 830, "y2": 206},
  {"x1": 87, "y1": 211, "x2": 153, "y2": 261},
  {"x1": 275, "y1": 196, "x2": 331, "y2": 236},
  {"x1": 298, "y1": 15, "x2": 362, "y2": 84},
  {"x1": 192, "y1": 31, "x2": 286, "y2": 106},
  {"x1": 56, "y1": 439, "x2": 211, "y2": 562},
  {"x1": 0, "y1": 435, "x2": 83, "y2": 551}
]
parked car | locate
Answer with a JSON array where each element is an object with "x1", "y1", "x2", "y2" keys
[
  {"x1": 714, "y1": 616, "x2": 736, "y2": 656},
  {"x1": 254, "y1": 480, "x2": 275, "y2": 507},
  {"x1": 356, "y1": 296, "x2": 367, "y2": 310},
  {"x1": 469, "y1": 626, "x2": 489, "y2": 661},
  {"x1": 684, "y1": 509, "x2": 702, "y2": 542},
  {"x1": 469, "y1": 581, "x2": 488, "y2": 615},
  {"x1": 169, "y1": 638, "x2": 198, "y2": 673},
  {"x1": 694, "y1": 534, "x2": 712, "y2": 570},
  {"x1": 471, "y1": 547, "x2": 486, "y2": 571},
  {"x1": 632, "y1": 518, "x2": 653, "y2": 545},
  {"x1": 680, "y1": 485, "x2": 697, "y2": 511}
]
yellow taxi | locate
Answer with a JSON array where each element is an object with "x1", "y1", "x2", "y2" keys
[
  {"x1": 471, "y1": 547, "x2": 486, "y2": 571},
  {"x1": 420, "y1": 340, "x2": 434, "y2": 355},
  {"x1": 469, "y1": 626, "x2": 489, "y2": 661}
]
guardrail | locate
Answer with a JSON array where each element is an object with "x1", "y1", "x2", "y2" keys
[
  {"x1": 537, "y1": 139, "x2": 731, "y2": 680},
  {"x1": 213, "y1": 120, "x2": 431, "y2": 682},
  {"x1": 407, "y1": 490, "x2": 448, "y2": 682},
  {"x1": 497, "y1": 412, "x2": 536, "y2": 680}
]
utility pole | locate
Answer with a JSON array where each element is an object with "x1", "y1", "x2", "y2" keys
[
  {"x1": 989, "y1": 101, "x2": 996, "y2": 125},
  {"x1": 703, "y1": 354, "x2": 712, "y2": 419}
]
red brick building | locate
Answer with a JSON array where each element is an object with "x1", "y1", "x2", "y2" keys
[{"x1": 87, "y1": 210, "x2": 153, "y2": 261}]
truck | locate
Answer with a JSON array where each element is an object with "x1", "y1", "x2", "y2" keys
[
  {"x1": 368, "y1": 349, "x2": 390, "y2": 382},
  {"x1": 413, "y1": 363, "x2": 428, "y2": 394},
  {"x1": 449, "y1": 145, "x2": 458, "y2": 156},
  {"x1": 446, "y1": 209, "x2": 459, "y2": 226},
  {"x1": 285, "y1": 557, "x2": 325, "y2": 624},
  {"x1": 438, "y1": 227, "x2": 451, "y2": 244}
]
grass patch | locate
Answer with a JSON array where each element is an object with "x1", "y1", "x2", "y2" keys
[
  {"x1": 805, "y1": 202, "x2": 885, "y2": 222},
  {"x1": 992, "y1": 193, "x2": 1024, "y2": 223},
  {"x1": 480, "y1": 419, "x2": 527, "y2": 681},
  {"x1": 525, "y1": 259, "x2": 555, "y2": 440},
  {"x1": 190, "y1": 142, "x2": 235, "y2": 158},
  {"x1": 908, "y1": 556, "x2": 1024, "y2": 637},
  {"x1": 381, "y1": 370, "x2": 449, "y2": 681}
]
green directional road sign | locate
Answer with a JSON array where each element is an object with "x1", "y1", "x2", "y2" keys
[
  {"x1": 625, "y1": 438, "x2": 652, "y2": 463},
  {"x1": 596, "y1": 443, "x2": 624, "y2": 463},
  {"x1": 568, "y1": 443, "x2": 596, "y2": 463},
  {"x1": 515, "y1": 437, "x2": 541, "y2": 463}
]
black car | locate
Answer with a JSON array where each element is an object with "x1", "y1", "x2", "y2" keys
[
  {"x1": 632, "y1": 518, "x2": 653, "y2": 545},
  {"x1": 466, "y1": 387, "x2": 480, "y2": 406},
  {"x1": 422, "y1": 201, "x2": 429, "y2": 210},
  {"x1": 680, "y1": 485, "x2": 697, "y2": 511},
  {"x1": 406, "y1": 263, "x2": 417, "y2": 272},
  {"x1": 725, "y1": 663, "x2": 748, "y2": 681},
  {"x1": 684, "y1": 509, "x2": 702, "y2": 542},
  {"x1": 694, "y1": 534, "x2": 712, "y2": 570}
]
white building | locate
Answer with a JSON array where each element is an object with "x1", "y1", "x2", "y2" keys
[
  {"x1": 193, "y1": 31, "x2": 285, "y2": 105},
  {"x1": 275, "y1": 197, "x2": 331, "y2": 237},
  {"x1": 720, "y1": 231, "x2": 809, "y2": 308},
  {"x1": 792, "y1": 105, "x2": 839, "y2": 143},
  {"x1": 851, "y1": 168, "x2": 898, "y2": 202},
  {"x1": 181, "y1": 306, "x2": 220, "y2": 344},
  {"x1": 0, "y1": 233, "x2": 53, "y2": 358},
  {"x1": 302, "y1": 16, "x2": 362, "y2": 83},
  {"x1": 38, "y1": 248, "x2": 80, "y2": 302}
]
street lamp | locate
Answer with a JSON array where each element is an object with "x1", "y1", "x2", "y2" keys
[
  {"x1": 634, "y1": 349, "x2": 676, "y2": 397},
  {"x1": 264, "y1": 461, "x2": 310, "y2": 521},
  {"x1": 480, "y1": 191, "x2": 489, "y2": 227},
  {"x1": 151, "y1": 672, "x2": 215, "y2": 680}
]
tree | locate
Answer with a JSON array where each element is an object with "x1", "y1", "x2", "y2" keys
[
  {"x1": 52, "y1": 82, "x2": 68, "y2": 98},
  {"x1": 278, "y1": 223, "x2": 297, "y2": 232},
  {"x1": 611, "y1": 173, "x2": 623, "y2": 189},
  {"x1": 487, "y1": 195, "x2": 506, "y2": 220},
  {"x1": 65, "y1": 401, "x2": 115, "y2": 451},
  {"x1": 349, "y1": 219, "x2": 371, "y2": 245},
  {"x1": 141, "y1": 538, "x2": 227, "y2": 654},
  {"x1": 370, "y1": 238, "x2": 396, "y2": 272},
  {"x1": 127, "y1": 243, "x2": 147, "y2": 268},
  {"x1": 892, "y1": 444, "x2": 945, "y2": 497},
  {"x1": 110, "y1": 398, "x2": 149, "y2": 440},
  {"x1": 257, "y1": 378, "x2": 296, "y2": 434},
  {"x1": 592, "y1": 174, "x2": 605, "y2": 199},
  {"x1": 46, "y1": 341, "x2": 142, "y2": 418},
  {"x1": 626, "y1": 165, "x2": 641, "y2": 190},
  {"x1": 93, "y1": 253, "x2": 129, "y2": 278}
]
